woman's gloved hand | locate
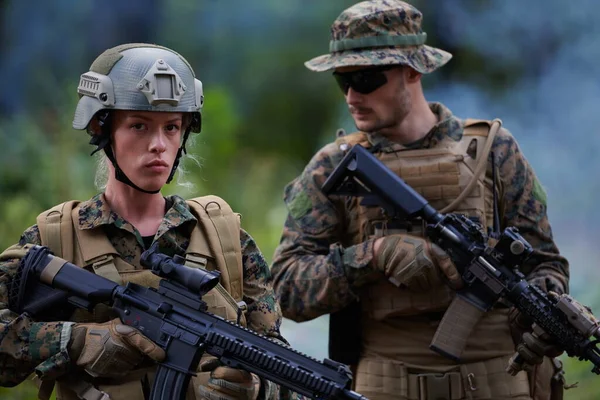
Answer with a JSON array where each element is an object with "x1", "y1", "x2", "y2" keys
[{"x1": 68, "y1": 318, "x2": 165, "y2": 378}]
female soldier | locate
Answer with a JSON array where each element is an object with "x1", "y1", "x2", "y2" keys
[{"x1": 0, "y1": 43, "x2": 283, "y2": 400}]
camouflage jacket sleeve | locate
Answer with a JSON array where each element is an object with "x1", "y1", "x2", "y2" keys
[
  {"x1": 0, "y1": 225, "x2": 74, "y2": 386},
  {"x1": 494, "y1": 127, "x2": 569, "y2": 293},
  {"x1": 241, "y1": 228, "x2": 284, "y2": 339},
  {"x1": 240, "y1": 228, "x2": 290, "y2": 400},
  {"x1": 271, "y1": 143, "x2": 378, "y2": 323}
]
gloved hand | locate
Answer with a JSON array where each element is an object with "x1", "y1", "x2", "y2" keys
[
  {"x1": 515, "y1": 331, "x2": 563, "y2": 367},
  {"x1": 374, "y1": 234, "x2": 463, "y2": 290},
  {"x1": 528, "y1": 274, "x2": 566, "y2": 295},
  {"x1": 507, "y1": 290, "x2": 565, "y2": 375},
  {"x1": 68, "y1": 318, "x2": 165, "y2": 378},
  {"x1": 507, "y1": 323, "x2": 564, "y2": 376},
  {"x1": 198, "y1": 357, "x2": 261, "y2": 400}
]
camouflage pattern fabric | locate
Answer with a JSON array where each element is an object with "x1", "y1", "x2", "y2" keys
[
  {"x1": 271, "y1": 102, "x2": 569, "y2": 322},
  {"x1": 0, "y1": 193, "x2": 284, "y2": 386},
  {"x1": 305, "y1": 0, "x2": 452, "y2": 73}
]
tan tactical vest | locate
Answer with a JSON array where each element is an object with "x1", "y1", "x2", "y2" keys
[
  {"x1": 35, "y1": 195, "x2": 245, "y2": 400},
  {"x1": 337, "y1": 121, "x2": 532, "y2": 399}
]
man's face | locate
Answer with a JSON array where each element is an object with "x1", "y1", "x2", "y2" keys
[{"x1": 334, "y1": 65, "x2": 411, "y2": 134}]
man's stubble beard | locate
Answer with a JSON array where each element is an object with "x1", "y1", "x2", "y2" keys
[{"x1": 353, "y1": 86, "x2": 412, "y2": 134}]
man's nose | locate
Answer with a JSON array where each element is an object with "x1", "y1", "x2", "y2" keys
[{"x1": 345, "y1": 87, "x2": 363, "y2": 105}]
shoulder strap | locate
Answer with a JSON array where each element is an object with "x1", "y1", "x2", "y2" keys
[
  {"x1": 334, "y1": 131, "x2": 370, "y2": 149},
  {"x1": 439, "y1": 118, "x2": 502, "y2": 213},
  {"x1": 36, "y1": 201, "x2": 122, "y2": 284},
  {"x1": 72, "y1": 203, "x2": 122, "y2": 284},
  {"x1": 463, "y1": 118, "x2": 494, "y2": 134},
  {"x1": 460, "y1": 118, "x2": 498, "y2": 169},
  {"x1": 187, "y1": 195, "x2": 243, "y2": 301},
  {"x1": 36, "y1": 200, "x2": 79, "y2": 261},
  {"x1": 458, "y1": 118, "x2": 499, "y2": 168}
]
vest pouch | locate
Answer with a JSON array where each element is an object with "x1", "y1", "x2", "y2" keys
[
  {"x1": 202, "y1": 284, "x2": 247, "y2": 326},
  {"x1": 355, "y1": 355, "x2": 531, "y2": 400},
  {"x1": 361, "y1": 280, "x2": 454, "y2": 320}
]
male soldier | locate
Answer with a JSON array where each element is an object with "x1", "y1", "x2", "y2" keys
[
  {"x1": 271, "y1": 1, "x2": 569, "y2": 399},
  {"x1": 0, "y1": 43, "x2": 284, "y2": 400}
]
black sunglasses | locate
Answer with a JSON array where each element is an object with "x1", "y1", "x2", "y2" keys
[{"x1": 333, "y1": 65, "x2": 396, "y2": 95}]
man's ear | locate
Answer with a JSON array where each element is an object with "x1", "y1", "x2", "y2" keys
[{"x1": 405, "y1": 67, "x2": 422, "y2": 83}]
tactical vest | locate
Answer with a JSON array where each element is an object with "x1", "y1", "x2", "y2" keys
[
  {"x1": 337, "y1": 120, "x2": 532, "y2": 399},
  {"x1": 338, "y1": 119, "x2": 501, "y2": 319},
  {"x1": 35, "y1": 195, "x2": 245, "y2": 400}
]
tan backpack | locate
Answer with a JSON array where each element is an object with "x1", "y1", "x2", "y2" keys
[{"x1": 36, "y1": 195, "x2": 244, "y2": 301}]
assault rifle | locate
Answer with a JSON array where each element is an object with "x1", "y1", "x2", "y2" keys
[
  {"x1": 322, "y1": 143, "x2": 600, "y2": 375},
  {"x1": 9, "y1": 244, "x2": 367, "y2": 400}
]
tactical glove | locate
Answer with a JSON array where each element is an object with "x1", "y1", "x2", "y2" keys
[
  {"x1": 374, "y1": 234, "x2": 463, "y2": 290},
  {"x1": 198, "y1": 357, "x2": 261, "y2": 400},
  {"x1": 528, "y1": 274, "x2": 566, "y2": 295},
  {"x1": 507, "y1": 323, "x2": 564, "y2": 376},
  {"x1": 68, "y1": 318, "x2": 165, "y2": 378},
  {"x1": 507, "y1": 287, "x2": 565, "y2": 375},
  {"x1": 515, "y1": 331, "x2": 563, "y2": 367}
]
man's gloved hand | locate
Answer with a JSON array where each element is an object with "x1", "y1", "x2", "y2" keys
[
  {"x1": 374, "y1": 234, "x2": 463, "y2": 290},
  {"x1": 507, "y1": 320, "x2": 564, "y2": 376},
  {"x1": 515, "y1": 331, "x2": 564, "y2": 367},
  {"x1": 507, "y1": 287, "x2": 565, "y2": 375},
  {"x1": 529, "y1": 274, "x2": 566, "y2": 295},
  {"x1": 68, "y1": 318, "x2": 165, "y2": 378},
  {"x1": 198, "y1": 357, "x2": 260, "y2": 400}
]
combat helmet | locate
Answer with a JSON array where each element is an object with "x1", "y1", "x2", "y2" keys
[{"x1": 73, "y1": 43, "x2": 204, "y2": 193}]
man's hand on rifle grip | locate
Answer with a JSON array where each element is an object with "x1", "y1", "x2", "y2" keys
[{"x1": 373, "y1": 234, "x2": 463, "y2": 291}]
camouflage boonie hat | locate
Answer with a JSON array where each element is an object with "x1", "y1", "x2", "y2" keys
[{"x1": 305, "y1": 0, "x2": 452, "y2": 73}]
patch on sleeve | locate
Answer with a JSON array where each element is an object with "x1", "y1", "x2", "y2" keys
[
  {"x1": 532, "y1": 178, "x2": 547, "y2": 206},
  {"x1": 288, "y1": 191, "x2": 313, "y2": 220}
]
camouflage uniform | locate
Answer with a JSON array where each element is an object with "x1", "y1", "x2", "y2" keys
[
  {"x1": 272, "y1": 1, "x2": 569, "y2": 399},
  {"x1": 273, "y1": 102, "x2": 567, "y2": 320},
  {"x1": 0, "y1": 194, "x2": 284, "y2": 389},
  {"x1": 304, "y1": 0, "x2": 452, "y2": 73}
]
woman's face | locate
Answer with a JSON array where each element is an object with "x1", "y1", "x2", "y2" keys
[{"x1": 108, "y1": 110, "x2": 184, "y2": 192}]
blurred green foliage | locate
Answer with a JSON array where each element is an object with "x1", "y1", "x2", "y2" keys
[{"x1": 1, "y1": 0, "x2": 600, "y2": 399}]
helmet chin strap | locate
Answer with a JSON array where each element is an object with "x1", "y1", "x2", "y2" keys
[
  {"x1": 89, "y1": 111, "x2": 190, "y2": 195},
  {"x1": 166, "y1": 124, "x2": 192, "y2": 184}
]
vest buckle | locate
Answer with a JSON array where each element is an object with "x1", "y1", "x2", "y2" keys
[{"x1": 417, "y1": 372, "x2": 463, "y2": 400}]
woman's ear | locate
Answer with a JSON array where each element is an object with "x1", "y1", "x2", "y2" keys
[{"x1": 88, "y1": 116, "x2": 102, "y2": 136}]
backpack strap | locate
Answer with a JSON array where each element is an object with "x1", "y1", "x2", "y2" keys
[
  {"x1": 72, "y1": 204, "x2": 123, "y2": 284},
  {"x1": 36, "y1": 200, "x2": 79, "y2": 260},
  {"x1": 335, "y1": 131, "x2": 370, "y2": 149},
  {"x1": 36, "y1": 201, "x2": 122, "y2": 284},
  {"x1": 460, "y1": 118, "x2": 498, "y2": 165},
  {"x1": 439, "y1": 118, "x2": 502, "y2": 213},
  {"x1": 186, "y1": 196, "x2": 243, "y2": 301}
]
